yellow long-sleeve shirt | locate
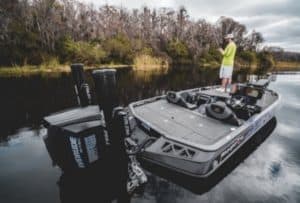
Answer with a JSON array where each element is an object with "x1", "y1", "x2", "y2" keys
[{"x1": 221, "y1": 42, "x2": 237, "y2": 66}]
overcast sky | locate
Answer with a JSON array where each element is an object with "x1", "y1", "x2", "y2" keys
[{"x1": 80, "y1": 0, "x2": 300, "y2": 52}]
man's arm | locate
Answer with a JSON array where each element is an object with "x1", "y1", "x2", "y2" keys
[
  {"x1": 218, "y1": 48, "x2": 225, "y2": 55},
  {"x1": 220, "y1": 45, "x2": 233, "y2": 57}
]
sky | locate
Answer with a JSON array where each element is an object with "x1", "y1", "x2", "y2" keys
[{"x1": 79, "y1": 0, "x2": 300, "y2": 52}]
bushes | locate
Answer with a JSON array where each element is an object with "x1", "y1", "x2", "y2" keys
[
  {"x1": 102, "y1": 34, "x2": 134, "y2": 64},
  {"x1": 257, "y1": 51, "x2": 275, "y2": 73},
  {"x1": 239, "y1": 51, "x2": 257, "y2": 66},
  {"x1": 201, "y1": 49, "x2": 222, "y2": 63},
  {"x1": 57, "y1": 35, "x2": 162, "y2": 66},
  {"x1": 0, "y1": 24, "x2": 43, "y2": 66},
  {"x1": 57, "y1": 35, "x2": 138, "y2": 65},
  {"x1": 58, "y1": 37, "x2": 106, "y2": 65},
  {"x1": 166, "y1": 39, "x2": 191, "y2": 64}
]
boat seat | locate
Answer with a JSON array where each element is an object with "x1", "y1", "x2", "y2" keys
[
  {"x1": 248, "y1": 79, "x2": 270, "y2": 89},
  {"x1": 166, "y1": 91, "x2": 198, "y2": 110},
  {"x1": 205, "y1": 101, "x2": 242, "y2": 126},
  {"x1": 232, "y1": 84, "x2": 264, "y2": 106}
]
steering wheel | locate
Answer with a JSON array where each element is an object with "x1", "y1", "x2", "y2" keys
[{"x1": 228, "y1": 95, "x2": 247, "y2": 109}]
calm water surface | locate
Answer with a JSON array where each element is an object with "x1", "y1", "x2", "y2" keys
[{"x1": 0, "y1": 68, "x2": 300, "y2": 203}]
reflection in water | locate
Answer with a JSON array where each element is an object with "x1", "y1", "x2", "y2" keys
[
  {"x1": 0, "y1": 129, "x2": 61, "y2": 203},
  {"x1": 269, "y1": 161, "x2": 281, "y2": 178},
  {"x1": 0, "y1": 72, "x2": 77, "y2": 139},
  {"x1": 0, "y1": 66, "x2": 248, "y2": 139},
  {"x1": 1, "y1": 71, "x2": 300, "y2": 203},
  {"x1": 57, "y1": 166, "x2": 129, "y2": 203}
]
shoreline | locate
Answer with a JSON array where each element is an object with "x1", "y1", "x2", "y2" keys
[
  {"x1": 0, "y1": 61, "x2": 299, "y2": 77},
  {"x1": 274, "y1": 61, "x2": 300, "y2": 71},
  {"x1": 0, "y1": 64, "x2": 132, "y2": 77}
]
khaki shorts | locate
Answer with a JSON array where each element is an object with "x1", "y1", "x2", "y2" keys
[{"x1": 219, "y1": 65, "x2": 233, "y2": 79}]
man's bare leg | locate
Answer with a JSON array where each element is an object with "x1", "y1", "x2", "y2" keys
[
  {"x1": 222, "y1": 78, "x2": 229, "y2": 92},
  {"x1": 230, "y1": 83, "x2": 237, "y2": 94},
  {"x1": 222, "y1": 78, "x2": 227, "y2": 89},
  {"x1": 226, "y1": 78, "x2": 232, "y2": 92}
]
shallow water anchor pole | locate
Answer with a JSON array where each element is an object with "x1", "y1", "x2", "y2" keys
[
  {"x1": 92, "y1": 69, "x2": 119, "y2": 131},
  {"x1": 70, "y1": 63, "x2": 91, "y2": 107}
]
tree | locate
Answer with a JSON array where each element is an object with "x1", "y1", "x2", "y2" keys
[
  {"x1": 216, "y1": 17, "x2": 247, "y2": 49},
  {"x1": 166, "y1": 39, "x2": 190, "y2": 63},
  {"x1": 242, "y1": 30, "x2": 264, "y2": 51},
  {"x1": 0, "y1": 1, "x2": 275, "y2": 67}
]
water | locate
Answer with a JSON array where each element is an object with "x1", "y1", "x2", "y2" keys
[{"x1": 0, "y1": 68, "x2": 300, "y2": 203}]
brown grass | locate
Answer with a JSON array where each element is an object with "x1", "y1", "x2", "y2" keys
[
  {"x1": 274, "y1": 61, "x2": 300, "y2": 71},
  {"x1": 133, "y1": 54, "x2": 169, "y2": 70}
]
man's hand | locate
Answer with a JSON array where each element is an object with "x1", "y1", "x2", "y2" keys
[{"x1": 218, "y1": 48, "x2": 224, "y2": 54}]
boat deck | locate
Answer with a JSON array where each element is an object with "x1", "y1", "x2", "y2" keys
[{"x1": 133, "y1": 99, "x2": 234, "y2": 146}]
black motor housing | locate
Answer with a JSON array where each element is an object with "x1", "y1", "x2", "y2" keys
[
  {"x1": 43, "y1": 106, "x2": 107, "y2": 171},
  {"x1": 43, "y1": 68, "x2": 130, "y2": 170}
]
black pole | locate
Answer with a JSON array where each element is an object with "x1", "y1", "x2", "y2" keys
[
  {"x1": 92, "y1": 70, "x2": 129, "y2": 200},
  {"x1": 92, "y1": 69, "x2": 118, "y2": 127},
  {"x1": 70, "y1": 64, "x2": 91, "y2": 107},
  {"x1": 112, "y1": 109, "x2": 130, "y2": 202}
]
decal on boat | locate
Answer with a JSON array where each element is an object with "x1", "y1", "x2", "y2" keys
[
  {"x1": 220, "y1": 133, "x2": 246, "y2": 161},
  {"x1": 220, "y1": 111, "x2": 274, "y2": 163},
  {"x1": 84, "y1": 134, "x2": 99, "y2": 163},
  {"x1": 69, "y1": 136, "x2": 85, "y2": 168},
  {"x1": 247, "y1": 111, "x2": 274, "y2": 137}
]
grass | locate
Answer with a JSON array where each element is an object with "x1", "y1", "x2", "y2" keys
[
  {"x1": 200, "y1": 61, "x2": 220, "y2": 68},
  {"x1": 274, "y1": 61, "x2": 300, "y2": 71},
  {"x1": 0, "y1": 64, "x2": 68, "y2": 77},
  {"x1": 0, "y1": 55, "x2": 170, "y2": 77},
  {"x1": 133, "y1": 54, "x2": 169, "y2": 70},
  {"x1": 0, "y1": 62, "x2": 131, "y2": 77},
  {"x1": 1, "y1": 58, "x2": 299, "y2": 77}
]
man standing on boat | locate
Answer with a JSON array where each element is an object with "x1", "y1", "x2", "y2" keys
[{"x1": 218, "y1": 33, "x2": 237, "y2": 92}]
